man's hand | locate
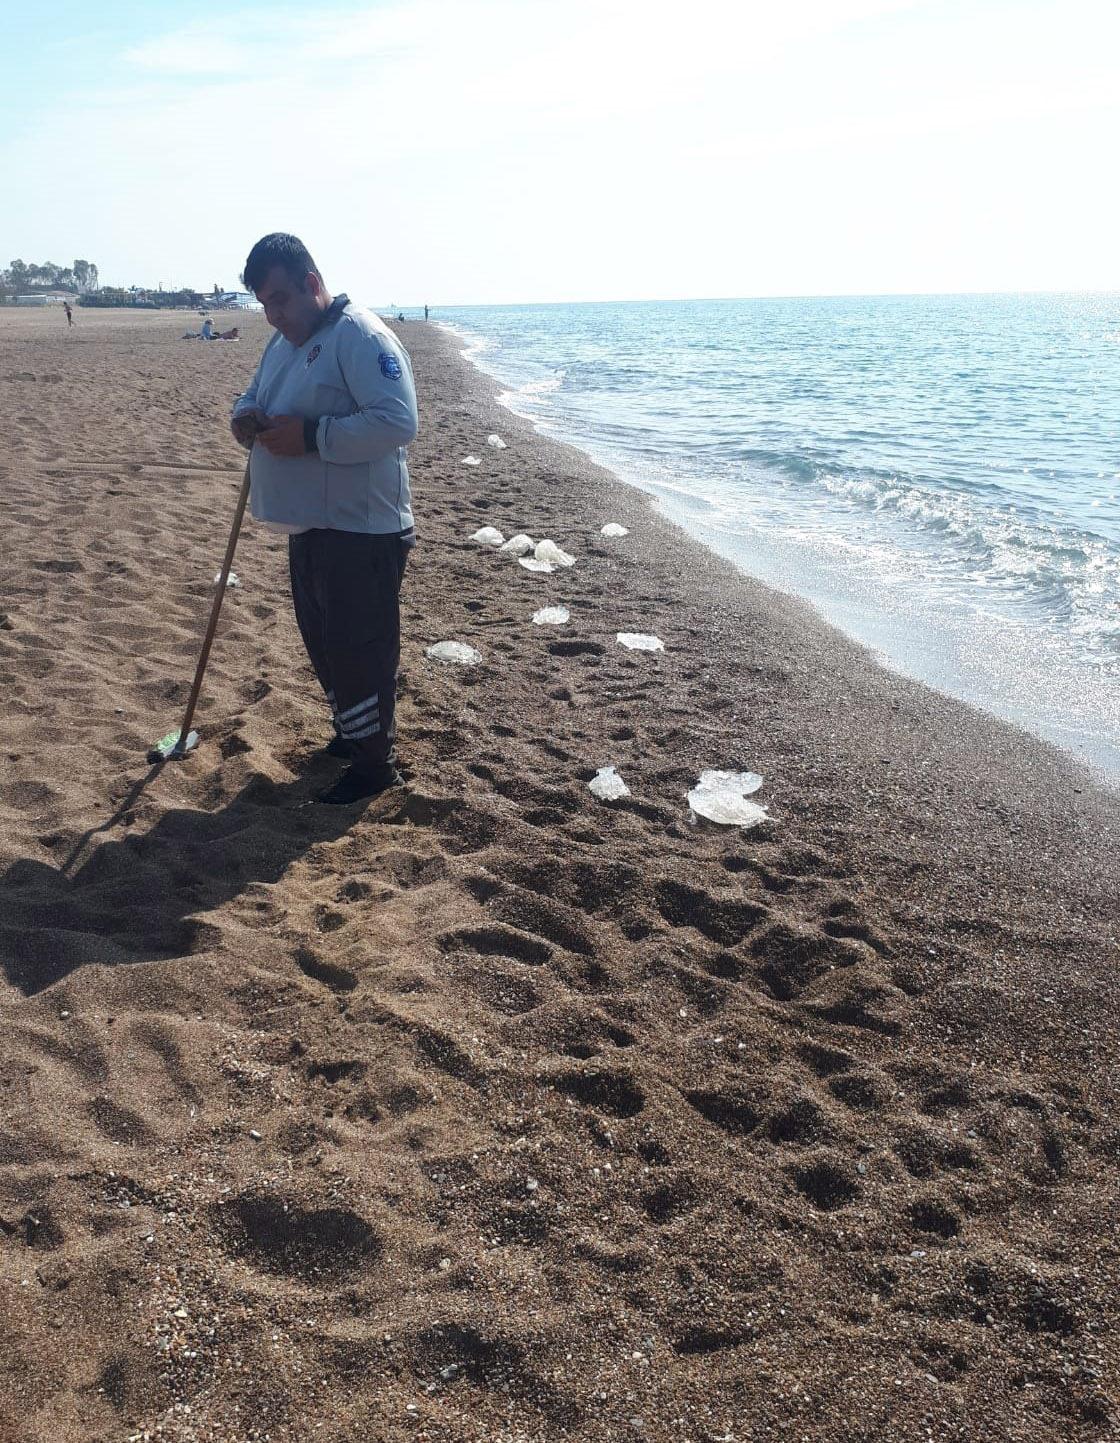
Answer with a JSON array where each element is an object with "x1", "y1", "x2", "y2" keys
[
  {"x1": 231, "y1": 407, "x2": 267, "y2": 449},
  {"x1": 257, "y1": 414, "x2": 308, "y2": 457}
]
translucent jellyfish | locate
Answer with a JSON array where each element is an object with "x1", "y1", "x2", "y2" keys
[
  {"x1": 589, "y1": 765, "x2": 630, "y2": 801},
  {"x1": 534, "y1": 539, "x2": 575, "y2": 568},
  {"x1": 500, "y1": 534, "x2": 535, "y2": 556},
  {"x1": 687, "y1": 770, "x2": 768, "y2": 827},
  {"x1": 533, "y1": 606, "x2": 570, "y2": 624},
  {"x1": 470, "y1": 526, "x2": 505, "y2": 546},
  {"x1": 487, "y1": 434, "x2": 507, "y2": 448},
  {"x1": 461, "y1": 455, "x2": 482, "y2": 466},
  {"x1": 519, "y1": 556, "x2": 555, "y2": 573},
  {"x1": 426, "y1": 641, "x2": 483, "y2": 665},
  {"x1": 616, "y1": 632, "x2": 664, "y2": 651},
  {"x1": 213, "y1": 570, "x2": 240, "y2": 587},
  {"x1": 601, "y1": 523, "x2": 629, "y2": 537}
]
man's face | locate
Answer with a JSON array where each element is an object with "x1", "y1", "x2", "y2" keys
[{"x1": 254, "y1": 265, "x2": 324, "y2": 347}]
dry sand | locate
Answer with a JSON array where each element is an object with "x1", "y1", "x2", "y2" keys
[{"x1": 1, "y1": 306, "x2": 1118, "y2": 1443}]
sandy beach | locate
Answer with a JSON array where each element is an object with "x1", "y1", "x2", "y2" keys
[{"x1": 1, "y1": 306, "x2": 1118, "y2": 1442}]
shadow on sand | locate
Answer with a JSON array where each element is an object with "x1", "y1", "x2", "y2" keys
[{"x1": 0, "y1": 767, "x2": 392, "y2": 995}]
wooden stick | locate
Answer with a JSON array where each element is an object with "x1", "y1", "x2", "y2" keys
[{"x1": 171, "y1": 461, "x2": 253, "y2": 756}]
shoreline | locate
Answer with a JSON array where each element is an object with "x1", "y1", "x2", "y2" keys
[
  {"x1": 435, "y1": 311, "x2": 1120, "y2": 789},
  {"x1": 2, "y1": 307, "x2": 1119, "y2": 1441}
]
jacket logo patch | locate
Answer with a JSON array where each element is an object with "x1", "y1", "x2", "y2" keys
[
  {"x1": 379, "y1": 351, "x2": 402, "y2": 380},
  {"x1": 305, "y1": 343, "x2": 322, "y2": 369}
]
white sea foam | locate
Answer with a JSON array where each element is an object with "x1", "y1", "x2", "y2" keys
[{"x1": 442, "y1": 294, "x2": 1120, "y2": 776}]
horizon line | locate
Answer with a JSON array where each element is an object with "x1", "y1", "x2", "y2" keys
[{"x1": 382, "y1": 286, "x2": 1120, "y2": 311}]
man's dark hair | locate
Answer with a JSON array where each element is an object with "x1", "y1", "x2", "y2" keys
[{"x1": 242, "y1": 233, "x2": 322, "y2": 293}]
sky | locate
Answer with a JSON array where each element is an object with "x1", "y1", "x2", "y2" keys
[{"x1": 2, "y1": 0, "x2": 1117, "y2": 305}]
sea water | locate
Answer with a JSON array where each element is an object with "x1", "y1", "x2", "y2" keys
[{"x1": 438, "y1": 294, "x2": 1120, "y2": 782}]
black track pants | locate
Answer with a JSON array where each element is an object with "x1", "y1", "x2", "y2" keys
[{"x1": 288, "y1": 528, "x2": 414, "y2": 773}]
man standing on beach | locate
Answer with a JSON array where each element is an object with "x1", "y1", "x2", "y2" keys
[
  {"x1": 231, "y1": 233, "x2": 418, "y2": 804},
  {"x1": 63, "y1": 301, "x2": 73, "y2": 328}
]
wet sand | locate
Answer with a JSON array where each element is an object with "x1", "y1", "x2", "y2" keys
[{"x1": 1, "y1": 306, "x2": 1118, "y2": 1442}]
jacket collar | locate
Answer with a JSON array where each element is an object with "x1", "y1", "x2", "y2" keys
[{"x1": 306, "y1": 293, "x2": 349, "y2": 343}]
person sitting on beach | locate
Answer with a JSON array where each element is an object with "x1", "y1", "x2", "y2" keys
[
  {"x1": 201, "y1": 317, "x2": 215, "y2": 340},
  {"x1": 230, "y1": 231, "x2": 419, "y2": 805}
]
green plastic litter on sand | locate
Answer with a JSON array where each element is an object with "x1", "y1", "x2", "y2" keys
[{"x1": 149, "y1": 729, "x2": 199, "y2": 760}]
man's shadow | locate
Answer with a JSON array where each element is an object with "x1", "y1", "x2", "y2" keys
[{"x1": 0, "y1": 766, "x2": 384, "y2": 996}]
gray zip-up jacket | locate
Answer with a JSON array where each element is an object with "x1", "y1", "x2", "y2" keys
[{"x1": 232, "y1": 296, "x2": 417, "y2": 534}]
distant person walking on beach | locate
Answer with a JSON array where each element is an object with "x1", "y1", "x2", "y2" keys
[
  {"x1": 63, "y1": 301, "x2": 73, "y2": 328},
  {"x1": 231, "y1": 232, "x2": 418, "y2": 804},
  {"x1": 424, "y1": 304, "x2": 429, "y2": 321}
]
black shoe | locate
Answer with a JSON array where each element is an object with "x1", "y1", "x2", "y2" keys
[
  {"x1": 316, "y1": 763, "x2": 402, "y2": 805},
  {"x1": 323, "y1": 733, "x2": 353, "y2": 760}
]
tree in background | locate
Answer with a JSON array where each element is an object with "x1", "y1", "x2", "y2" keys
[
  {"x1": 0, "y1": 258, "x2": 101, "y2": 302},
  {"x1": 73, "y1": 260, "x2": 99, "y2": 293}
]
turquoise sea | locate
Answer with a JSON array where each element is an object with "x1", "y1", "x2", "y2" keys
[{"x1": 438, "y1": 294, "x2": 1120, "y2": 782}]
